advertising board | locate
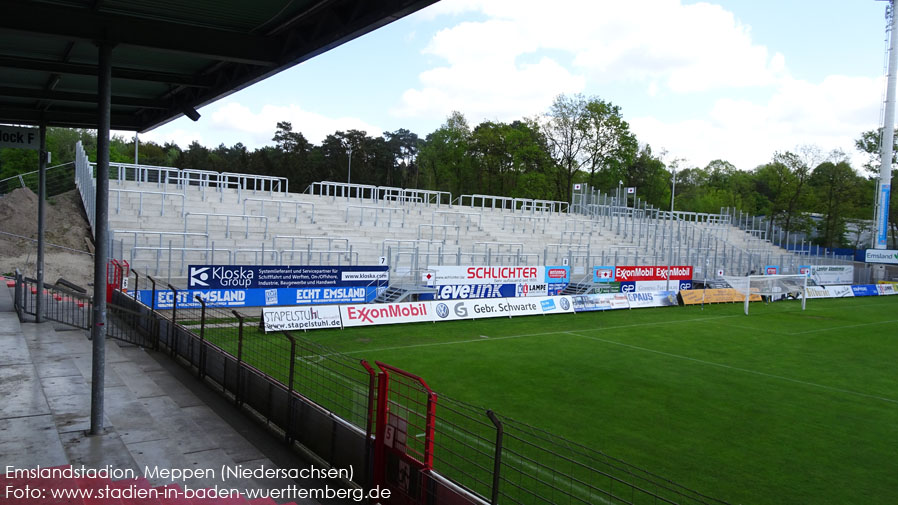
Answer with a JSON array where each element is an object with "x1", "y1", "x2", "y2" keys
[
  {"x1": 136, "y1": 285, "x2": 380, "y2": 309},
  {"x1": 187, "y1": 265, "x2": 389, "y2": 289},
  {"x1": 823, "y1": 285, "x2": 854, "y2": 298},
  {"x1": 261, "y1": 305, "x2": 342, "y2": 332},
  {"x1": 850, "y1": 285, "x2": 879, "y2": 297},
  {"x1": 136, "y1": 288, "x2": 251, "y2": 309},
  {"x1": 431, "y1": 296, "x2": 574, "y2": 321},
  {"x1": 804, "y1": 286, "x2": 830, "y2": 299},
  {"x1": 340, "y1": 301, "x2": 434, "y2": 327},
  {"x1": 613, "y1": 266, "x2": 693, "y2": 282},
  {"x1": 864, "y1": 249, "x2": 898, "y2": 265},
  {"x1": 809, "y1": 265, "x2": 854, "y2": 285},
  {"x1": 626, "y1": 291, "x2": 679, "y2": 309},
  {"x1": 679, "y1": 289, "x2": 761, "y2": 305},
  {"x1": 593, "y1": 266, "x2": 615, "y2": 283},
  {"x1": 427, "y1": 265, "x2": 541, "y2": 285},
  {"x1": 571, "y1": 293, "x2": 630, "y2": 312},
  {"x1": 427, "y1": 265, "x2": 570, "y2": 285},
  {"x1": 423, "y1": 266, "x2": 569, "y2": 299},
  {"x1": 764, "y1": 265, "x2": 779, "y2": 275},
  {"x1": 877, "y1": 283, "x2": 897, "y2": 295},
  {"x1": 620, "y1": 280, "x2": 693, "y2": 293}
]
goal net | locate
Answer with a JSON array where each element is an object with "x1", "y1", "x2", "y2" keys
[{"x1": 722, "y1": 274, "x2": 808, "y2": 315}]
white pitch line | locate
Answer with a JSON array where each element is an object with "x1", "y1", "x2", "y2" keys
[
  {"x1": 566, "y1": 331, "x2": 898, "y2": 405},
  {"x1": 336, "y1": 314, "x2": 741, "y2": 356}
]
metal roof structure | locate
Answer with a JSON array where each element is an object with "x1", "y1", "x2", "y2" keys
[{"x1": 0, "y1": 0, "x2": 439, "y2": 131}]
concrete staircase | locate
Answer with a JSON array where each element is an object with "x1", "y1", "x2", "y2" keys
[{"x1": 98, "y1": 174, "x2": 832, "y2": 284}]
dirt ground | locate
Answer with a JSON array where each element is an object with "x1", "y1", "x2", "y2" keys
[{"x1": 0, "y1": 188, "x2": 95, "y2": 288}]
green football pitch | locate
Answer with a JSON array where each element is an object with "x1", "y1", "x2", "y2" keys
[{"x1": 214, "y1": 296, "x2": 898, "y2": 505}]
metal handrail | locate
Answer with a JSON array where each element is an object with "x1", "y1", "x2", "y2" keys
[
  {"x1": 110, "y1": 188, "x2": 186, "y2": 216},
  {"x1": 243, "y1": 197, "x2": 315, "y2": 223}
]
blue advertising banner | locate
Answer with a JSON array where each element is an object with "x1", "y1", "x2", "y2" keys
[
  {"x1": 187, "y1": 265, "x2": 389, "y2": 289},
  {"x1": 136, "y1": 286, "x2": 382, "y2": 309},
  {"x1": 593, "y1": 266, "x2": 615, "y2": 283},
  {"x1": 850, "y1": 284, "x2": 880, "y2": 297},
  {"x1": 877, "y1": 185, "x2": 890, "y2": 247},
  {"x1": 544, "y1": 266, "x2": 571, "y2": 284}
]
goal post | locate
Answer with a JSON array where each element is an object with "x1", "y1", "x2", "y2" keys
[{"x1": 722, "y1": 274, "x2": 808, "y2": 315}]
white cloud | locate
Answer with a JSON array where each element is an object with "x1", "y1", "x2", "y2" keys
[
  {"x1": 138, "y1": 128, "x2": 204, "y2": 149},
  {"x1": 208, "y1": 102, "x2": 382, "y2": 147},
  {"x1": 630, "y1": 75, "x2": 882, "y2": 170},
  {"x1": 398, "y1": 0, "x2": 787, "y2": 123}
]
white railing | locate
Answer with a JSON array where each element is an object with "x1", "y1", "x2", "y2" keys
[
  {"x1": 456, "y1": 194, "x2": 568, "y2": 214},
  {"x1": 377, "y1": 186, "x2": 451, "y2": 206},
  {"x1": 417, "y1": 223, "x2": 459, "y2": 244},
  {"x1": 432, "y1": 210, "x2": 483, "y2": 231},
  {"x1": 74, "y1": 141, "x2": 95, "y2": 235},
  {"x1": 501, "y1": 214, "x2": 548, "y2": 234},
  {"x1": 345, "y1": 205, "x2": 407, "y2": 227},
  {"x1": 272, "y1": 235, "x2": 350, "y2": 254},
  {"x1": 183, "y1": 212, "x2": 269, "y2": 239},
  {"x1": 306, "y1": 181, "x2": 379, "y2": 202},
  {"x1": 243, "y1": 198, "x2": 315, "y2": 223},
  {"x1": 109, "y1": 230, "x2": 208, "y2": 264},
  {"x1": 110, "y1": 188, "x2": 185, "y2": 216}
]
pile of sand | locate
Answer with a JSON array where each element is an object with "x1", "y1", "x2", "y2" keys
[{"x1": 0, "y1": 188, "x2": 94, "y2": 286}]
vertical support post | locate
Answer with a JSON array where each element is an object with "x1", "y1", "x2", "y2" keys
[
  {"x1": 233, "y1": 310, "x2": 245, "y2": 407},
  {"x1": 90, "y1": 42, "x2": 113, "y2": 436},
  {"x1": 168, "y1": 283, "x2": 178, "y2": 357},
  {"x1": 486, "y1": 410, "x2": 504, "y2": 505},
  {"x1": 195, "y1": 295, "x2": 206, "y2": 379},
  {"x1": 282, "y1": 332, "x2": 297, "y2": 443},
  {"x1": 36, "y1": 123, "x2": 47, "y2": 323},
  {"x1": 876, "y1": 0, "x2": 898, "y2": 249}
]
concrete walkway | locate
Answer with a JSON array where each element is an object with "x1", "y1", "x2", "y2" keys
[{"x1": 0, "y1": 286, "x2": 357, "y2": 504}]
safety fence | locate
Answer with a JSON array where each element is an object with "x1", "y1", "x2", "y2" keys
[{"x1": 0, "y1": 162, "x2": 76, "y2": 197}]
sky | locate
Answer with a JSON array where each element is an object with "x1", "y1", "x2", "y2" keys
[{"x1": 137, "y1": 0, "x2": 890, "y2": 172}]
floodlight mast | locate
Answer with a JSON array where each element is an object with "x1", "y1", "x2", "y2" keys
[{"x1": 875, "y1": 0, "x2": 898, "y2": 249}]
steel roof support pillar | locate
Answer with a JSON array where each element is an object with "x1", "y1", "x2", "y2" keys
[
  {"x1": 35, "y1": 123, "x2": 46, "y2": 322},
  {"x1": 90, "y1": 41, "x2": 112, "y2": 435}
]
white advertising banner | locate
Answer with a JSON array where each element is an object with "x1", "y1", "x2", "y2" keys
[
  {"x1": 261, "y1": 305, "x2": 342, "y2": 332},
  {"x1": 809, "y1": 265, "x2": 854, "y2": 285},
  {"x1": 431, "y1": 296, "x2": 574, "y2": 322},
  {"x1": 626, "y1": 291, "x2": 679, "y2": 309},
  {"x1": 572, "y1": 293, "x2": 631, "y2": 312},
  {"x1": 340, "y1": 301, "x2": 434, "y2": 327},
  {"x1": 804, "y1": 286, "x2": 830, "y2": 299},
  {"x1": 877, "y1": 284, "x2": 897, "y2": 295},
  {"x1": 865, "y1": 249, "x2": 898, "y2": 265},
  {"x1": 823, "y1": 285, "x2": 855, "y2": 298},
  {"x1": 428, "y1": 265, "x2": 542, "y2": 285}
]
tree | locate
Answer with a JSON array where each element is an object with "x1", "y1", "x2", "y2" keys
[
  {"x1": 624, "y1": 145, "x2": 668, "y2": 208},
  {"x1": 542, "y1": 94, "x2": 588, "y2": 201},
  {"x1": 754, "y1": 151, "x2": 813, "y2": 233},
  {"x1": 808, "y1": 160, "x2": 861, "y2": 247},
  {"x1": 417, "y1": 111, "x2": 472, "y2": 195},
  {"x1": 384, "y1": 129, "x2": 420, "y2": 188},
  {"x1": 581, "y1": 98, "x2": 637, "y2": 190},
  {"x1": 855, "y1": 128, "x2": 898, "y2": 176}
]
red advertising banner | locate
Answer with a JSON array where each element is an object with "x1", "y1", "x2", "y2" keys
[{"x1": 614, "y1": 266, "x2": 693, "y2": 282}]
